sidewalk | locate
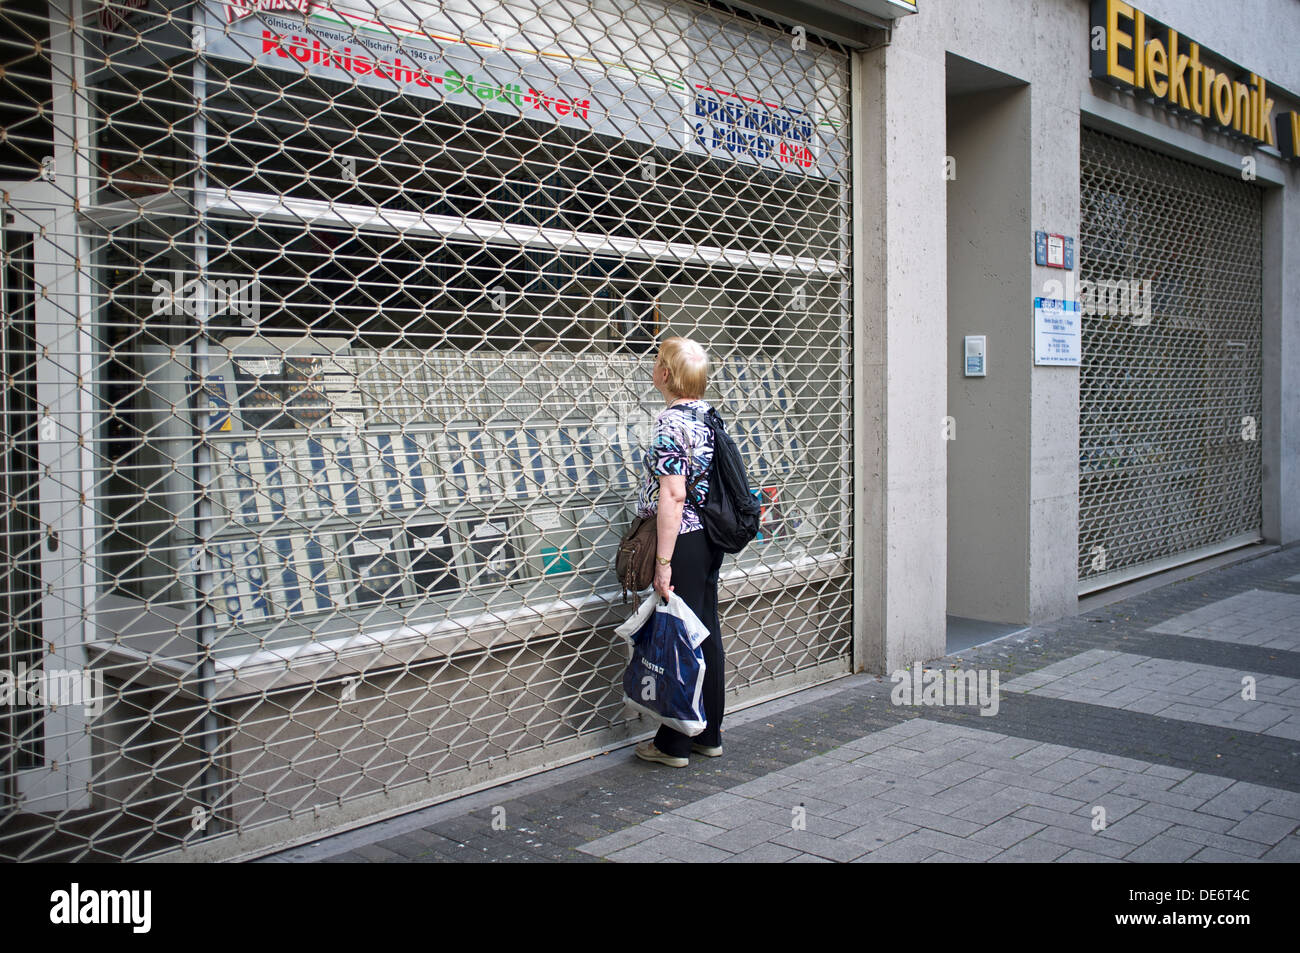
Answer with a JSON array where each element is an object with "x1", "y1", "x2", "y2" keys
[{"x1": 264, "y1": 547, "x2": 1300, "y2": 863}]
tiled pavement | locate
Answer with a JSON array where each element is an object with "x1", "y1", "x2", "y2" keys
[
  {"x1": 265, "y1": 547, "x2": 1300, "y2": 863},
  {"x1": 1003, "y1": 649, "x2": 1300, "y2": 740}
]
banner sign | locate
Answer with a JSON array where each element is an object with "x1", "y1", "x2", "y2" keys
[{"x1": 194, "y1": 0, "x2": 843, "y2": 179}]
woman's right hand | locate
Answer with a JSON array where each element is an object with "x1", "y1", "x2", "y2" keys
[{"x1": 653, "y1": 562, "x2": 673, "y2": 601}]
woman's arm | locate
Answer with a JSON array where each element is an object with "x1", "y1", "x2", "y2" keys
[{"x1": 654, "y1": 473, "x2": 686, "y2": 599}]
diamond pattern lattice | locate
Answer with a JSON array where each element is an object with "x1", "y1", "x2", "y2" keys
[
  {"x1": 0, "y1": 0, "x2": 853, "y2": 861},
  {"x1": 1078, "y1": 128, "x2": 1262, "y2": 589}
]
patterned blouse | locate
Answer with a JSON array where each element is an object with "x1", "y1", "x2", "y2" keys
[{"x1": 636, "y1": 399, "x2": 715, "y2": 534}]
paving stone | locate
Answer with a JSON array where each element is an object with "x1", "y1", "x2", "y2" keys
[
  {"x1": 726, "y1": 775, "x2": 793, "y2": 798},
  {"x1": 748, "y1": 790, "x2": 847, "y2": 819},
  {"x1": 1169, "y1": 772, "x2": 1251, "y2": 800},
  {"x1": 946, "y1": 795, "x2": 1024, "y2": 826},
  {"x1": 1133, "y1": 801, "x2": 1239, "y2": 834},
  {"x1": 918, "y1": 760, "x2": 991, "y2": 786},
  {"x1": 1259, "y1": 792, "x2": 1300, "y2": 820},
  {"x1": 634, "y1": 833, "x2": 732, "y2": 864},
  {"x1": 905, "y1": 828, "x2": 1002, "y2": 861},
  {"x1": 973, "y1": 766, "x2": 1068, "y2": 795},
  {"x1": 1007, "y1": 744, "x2": 1073, "y2": 770},
  {"x1": 1260, "y1": 835, "x2": 1300, "y2": 862},
  {"x1": 640, "y1": 813, "x2": 729, "y2": 841},
  {"x1": 1070, "y1": 748, "x2": 1172, "y2": 773},
  {"x1": 604, "y1": 837, "x2": 674, "y2": 863},
  {"x1": 1087, "y1": 793, "x2": 1147, "y2": 821},
  {"x1": 721, "y1": 842, "x2": 802, "y2": 863},
  {"x1": 886, "y1": 806, "x2": 982, "y2": 838},
  {"x1": 773, "y1": 828, "x2": 871, "y2": 862},
  {"x1": 969, "y1": 816, "x2": 1046, "y2": 849},
  {"x1": 1138, "y1": 786, "x2": 1215, "y2": 811},
  {"x1": 840, "y1": 733, "x2": 901, "y2": 755},
  {"x1": 350, "y1": 844, "x2": 405, "y2": 863},
  {"x1": 701, "y1": 799, "x2": 789, "y2": 830},
  {"x1": 678, "y1": 792, "x2": 750, "y2": 821},
  {"x1": 868, "y1": 775, "x2": 953, "y2": 802},
  {"x1": 826, "y1": 799, "x2": 913, "y2": 827},
  {"x1": 578, "y1": 825, "x2": 661, "y2": 857},
  {"x1": 815, "y1": 779, "x2": 894, "y2": 807},
  {"x1": 1188, "y1": 846, "x2": 1262, "y2": 863},
  {"x1": 1123, "y1": 837, "x2": 1207, "y2": 863},
  {"x1": 379, "y1": 837, "x2": 440, "y2": 861},
  {"x1": 1029, "y1": 824, "x2": 1133, "y2": 859},
  {"x1": 1001, "y1": 785, "x2": 1091, "y2": 815},
  {"x1": 1199, "y1": 782, "x2": 1280, "y2": 822},
  {"x1": 777, "y1": 755, "x2": 849, "y2": 780},
  {"x1": 1056, "y1": 848, "x2": 1125, "y2": 862},
  {"x1": 1094, "y1": 813, "x2": 1174, "y2": 847},
  {"x1": 1053, "y1": 772, "x2": 1127, "y2": 801},
  {"x1": 1225, "y1": 811, "x2": 1298, "y2": 845},
  {"x1": 849, "y1": 834, "x2": 940, "y2": 863},
  {"x1": 1158, "y1": 825, "x2": 1269, "y2": 858},
  {"x1": 836, "y1": 816, "x2": 919, "y2": 848},
  {"x1": 706, "y1": 819, "x2": 791, "y2": 854},
  {"x1": 987, "y1": 836, "x2": 1071, "y2": 862}
]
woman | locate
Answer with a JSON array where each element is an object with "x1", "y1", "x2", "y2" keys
[{"x1": 632, "y1": 337, "x2": 726, "y2": 768}]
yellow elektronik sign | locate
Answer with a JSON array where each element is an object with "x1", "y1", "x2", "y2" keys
[{"x1": 1092, "y1": 0, "x2": 1286, "y2": 151}]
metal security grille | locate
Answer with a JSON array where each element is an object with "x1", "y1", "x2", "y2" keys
[
  {"x1": 0, "y1": 0, "x2": 853, "y2": 860},
  {"x1": 1078, "y1": 128, "x2": 1262, "y2": 592}
]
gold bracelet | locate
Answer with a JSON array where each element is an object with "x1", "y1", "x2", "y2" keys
[{"x1": 656, "y1": 555, "x2": 671, "y2": 566}]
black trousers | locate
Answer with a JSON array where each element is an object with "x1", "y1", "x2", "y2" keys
[{"x1": 653, "y1": 528, "x2": 726, "y2": 758}]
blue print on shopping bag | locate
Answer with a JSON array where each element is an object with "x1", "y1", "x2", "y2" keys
[{"x1": 615, "y1": 593, "x2": 710, "y2": 737}]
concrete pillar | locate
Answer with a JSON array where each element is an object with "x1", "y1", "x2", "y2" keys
[{"x1": 855, "y1": 16, "x2": 949, "y2": 674}]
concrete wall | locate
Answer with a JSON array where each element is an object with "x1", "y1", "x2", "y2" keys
[
  {"x1": 946, "y1": 83, "x2": 1032, "y2": 624},
  {"x1": 856, "y1": 9, "x2": 950, "y2": 673},
  {"x1": 883, "y1": 0, "x2": 1299, "y2": 639}
]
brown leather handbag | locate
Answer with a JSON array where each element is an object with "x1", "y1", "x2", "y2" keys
[
  {"x1": 617, "y1": 416, "x2": 710, "y2": 602},
  {"x1": 615, "y1": 515, "x2": 658, "y2": 603}
]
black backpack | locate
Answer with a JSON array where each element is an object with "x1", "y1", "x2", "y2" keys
[{"x1": 673, "y1": 405, "x2": 761, "y2": 554}]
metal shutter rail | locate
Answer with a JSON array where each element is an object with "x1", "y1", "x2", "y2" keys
[
  {"x1": 0, "y1": 0, "x2": 853, "y2": 860},
  {"x1": 1077, "y1": 128, "x2": 1263, "y2": 593}
]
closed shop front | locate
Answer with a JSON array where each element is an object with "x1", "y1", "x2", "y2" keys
[
  {"x1": 0, "y1": 0, "x2": 855, "y2": 860},
  {"x1": 1078, "y1": 127, "x2": 1264, "y2": 592}
]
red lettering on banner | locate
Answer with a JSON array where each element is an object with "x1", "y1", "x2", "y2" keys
[
  {"x1": 225, "y1": 0, "x2": 312, "y2": 26},
  {"x1": 98, "y1": 0, "x2": 148, "y2": 35},
  {"x1": 525, "y1": 89, "x2": 589, "y2": 118},
  {"x1": 257, "y1": 31, "x2": 580, "y2": 121}
]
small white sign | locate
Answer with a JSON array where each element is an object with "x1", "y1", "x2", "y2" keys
[
  {"x1": 1034, "y1": 297, "x2": 1081, "y2": 366},
  {"x1": 533, "y1": 508, "x2": 563, "y2": 531},
  {"x1": 1046, "y1": 234, "x2": 1065, "y2": 267}
]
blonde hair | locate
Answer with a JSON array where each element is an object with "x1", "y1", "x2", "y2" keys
[{"x1": 656, "y1": 337, "x2": 709, "y2": 400}]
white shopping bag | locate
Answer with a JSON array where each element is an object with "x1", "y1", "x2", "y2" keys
[{"x1": 614, "y1": 591, "x2": 709, "y2": 648}]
